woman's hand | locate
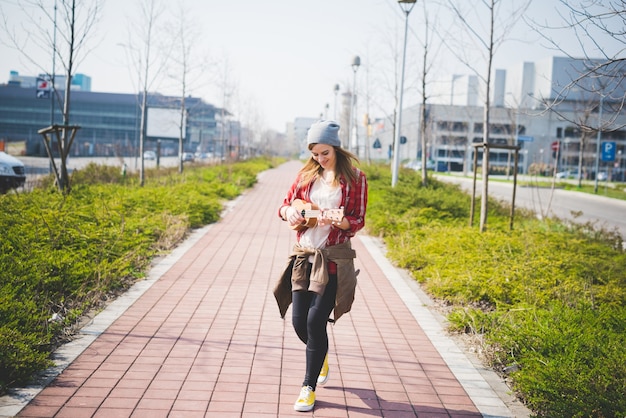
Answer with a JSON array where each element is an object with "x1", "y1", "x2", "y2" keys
[
  {"x1": 319, "y1": 213, "x2": 346, "y2": 230},
  {"x1": 285, "y1": 206, "x2": 304, "y2": 227}
]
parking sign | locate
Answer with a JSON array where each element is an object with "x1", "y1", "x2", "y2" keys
[{"x1": 601, "y1": 141, "x2": 616, "y2": 162}]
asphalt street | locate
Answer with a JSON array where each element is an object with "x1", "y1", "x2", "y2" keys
[{"x1": 440, "y1": 175, "x2": 626, "y2": 239}]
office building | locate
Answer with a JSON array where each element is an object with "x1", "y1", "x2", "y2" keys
[
  {"x1": 372, "y1": 56, "x2": 626, "y2": 178},
  {"x1": 0, "y1": 72, "x2": 225, "y2": 158}
]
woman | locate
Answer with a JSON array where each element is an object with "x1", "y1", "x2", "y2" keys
[{"x1": 274, "y1": 120, "x2": 368, "y2": 412}]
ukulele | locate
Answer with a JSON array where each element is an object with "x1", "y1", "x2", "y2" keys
[{"x1": 290, "y1": 199, "x2": 344, "y2": 231}]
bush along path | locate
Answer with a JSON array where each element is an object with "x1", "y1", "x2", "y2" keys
[
  {"x1": 365, "y1": 164, "x2": 626, "y2": 418},
  {"x1": 0, "y1": 158, "x2": 277, "y2": 395}
]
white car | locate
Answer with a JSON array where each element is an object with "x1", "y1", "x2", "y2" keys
[
  {"x1": 403, "y1": 159, "x2": 448, "y2": 172},
  {"x1": 556, "y1": 169, "x2": 580, "y2": 179},
  {"x1": 143, "y1": 150, "x2": 157, "y2": 160},
  {"x1": 0, "y1": 151, "x2": 26, "y2": 193}
]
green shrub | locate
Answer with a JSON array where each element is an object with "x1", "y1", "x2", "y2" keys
[
  {"x1": 448, "y1": 303, "x2": 626, "y2": 417},
  {"x1": 0, "y1": 158, "x2": 275, "y2": 394},
  {"x1": 0, "y1": 327, "x2": 53, "y2": 390},
  {"x1": 364, "y1": 163, "x2": 626, "y2": 417}
]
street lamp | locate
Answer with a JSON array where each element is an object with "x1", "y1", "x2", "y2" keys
[
  {"x1": 594, "y1": 94, "x2": 604, "y2": 194},
  {"x1": 333, "y1": 84, "x2": 340, "y2": 120},
  {"x1": 348, "y1": 56, "x2": 360, "y2": 155},
  {"x1": 118, "y1": 42, "x2": 143, "y2": 169},
  {"x1": 392, "y1": 0, "x2": 417, "y2": 187}
]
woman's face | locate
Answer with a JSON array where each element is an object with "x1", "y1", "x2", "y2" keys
[{"x1": 310, "y1": 143, "x2": 337, "y2": 171}]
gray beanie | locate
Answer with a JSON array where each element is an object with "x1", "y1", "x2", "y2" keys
[{"x1": 306, "y1": 120, "x2": 341, "y2": 148}]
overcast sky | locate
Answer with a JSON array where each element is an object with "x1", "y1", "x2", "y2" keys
[{"x1": 0, "y1": 0, "x2": 619, "y2": 132}]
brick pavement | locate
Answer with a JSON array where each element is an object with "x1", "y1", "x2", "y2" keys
[{"x1": 4, "y1": 161, "x2": 528, "y2": 418}]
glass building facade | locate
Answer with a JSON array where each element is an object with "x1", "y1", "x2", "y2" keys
[{"x1": 0, "y1": 84, "x2": 220, "y2": 157}]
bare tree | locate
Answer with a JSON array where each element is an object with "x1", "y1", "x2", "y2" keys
[
  {"x1": 234, "y1": 93, "x2": 268, "y2": 159},
  {"x1": 528, "y1": 1, "x2": 626, "y2": 130},
  {"x1": 167, "y1": 1, "x2": 206, "y2": 174},
  {"x1": 444, "y1": 0, "x2": 531, "y2": 231},
  {"x1": 366, "y1": 18, "x2": 405, "y2": 162},
  {"x1": 215, "y1": 54, "x2": 237, "y2": 162},
  {"x1": 1, "y1": 0, "x2": 101, "y2": 193},
  {"x1": 123, "y1": 0, "x2": 168, "y2": 186},
  {"x1": 415, "y1": 1, "x2": 445, "y2": 187},
  {"x1": 523, "y1": 1, "x2": 626, "y2": 196}
]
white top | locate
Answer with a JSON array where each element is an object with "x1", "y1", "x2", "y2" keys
[{"x1": 300, "y1": 176, "x2": 342, "y2": 252}]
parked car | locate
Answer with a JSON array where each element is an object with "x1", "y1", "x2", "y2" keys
[
  {"x1": 0, "y1": 151, "x2": 26, "y2": 193},
  {"x1": 556, "y1": 169, "x2": 580, "y2": 179},
  {"x1": 182, "y1": 152, "x2": 195, "y2": 162},
  {"x1": 195, "y1": 152, "x2": 213, "y2": 160},
  {"x1": 404, "y1": 159, "x2": 448, "y2": 172},
  {"x1": 143, "y1": 150, "x2": 157, "y2": 160},
  {"x1": 596, "y1": 171, "x2": 608, "y2": 181}
]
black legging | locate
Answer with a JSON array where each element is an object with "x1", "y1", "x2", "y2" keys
[{"x1": 291, "y1": 267, "x2": 338, "y2": 391}]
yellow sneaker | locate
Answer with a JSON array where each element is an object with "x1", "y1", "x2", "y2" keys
[
  {"x1": 317, "y1": 354, "x2": 329, "y2": 385},
  {"x1": 293, "y1": 385, "x2": 315, "y2": 412}
]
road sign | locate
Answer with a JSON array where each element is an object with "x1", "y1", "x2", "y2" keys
[
  {"x1": 601, "y1": 141, "x2": 616, "y2": 162},
  {"x1": 36, "y1": 77, "x2": 51, "y2": 99},
  {"x1": 372, "y1": 138, "x2": 381, "y2": 149},
  {"x1": 551, "y1": 141, "x2": 560, "y2": 151}
]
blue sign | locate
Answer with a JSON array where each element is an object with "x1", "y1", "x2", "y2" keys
[
  {"x1": 517, "y1": 135, "x2": 534, "y2": 142},
  {"x1": 601, "y1": 141, "x2": 616, "y2": 162},
  {"x1": 36, "y1": 77, "x2": 51, "y2": 99}
]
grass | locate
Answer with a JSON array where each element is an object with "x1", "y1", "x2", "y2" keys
[
  {"x1": 366, "y1": 164, "x2": 626, "y2": 417},
  {"x1": 0, "y1": 158, "x2": 277, "y2": 394}
]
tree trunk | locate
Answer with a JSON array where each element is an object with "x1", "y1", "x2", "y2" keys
[{"x1": 479, "y1": 0, "x2": 496, "y2": 232}]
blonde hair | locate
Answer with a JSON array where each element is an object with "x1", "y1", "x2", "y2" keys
[{"x1": 299, "y1": 146, "x2": 360, "y2": 187}]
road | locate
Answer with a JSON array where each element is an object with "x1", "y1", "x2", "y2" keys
[
  {"x1": 440, "y1": 175, "x2": 626, "y2": 240},
  {"x1": 20, "y1": 155, "x2": 181, "y2": 174},
  {"x1": 18, "y1": 155, "x2": 199, "y2": 190}
]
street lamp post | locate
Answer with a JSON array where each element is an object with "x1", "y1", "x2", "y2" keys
[
  {"x1": 348, "y1": 56, "x2": 360, "y2": 155},
  {"x1": 118, "y1": 42, "x2": 143, "y2": 170},
  {"x1": 594, "y1": 94, "x2": 604, "y2": 194},
  {"x1": 333, "y1": 84, "x2": 340, "y2": 121},
  {"x1": 392, "y1": 0, "x2": 417, "y2": 187}
]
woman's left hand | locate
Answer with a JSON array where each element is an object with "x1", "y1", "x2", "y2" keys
[{"x1": 319, "y1": 215, "x2": 345, "y2": 229}]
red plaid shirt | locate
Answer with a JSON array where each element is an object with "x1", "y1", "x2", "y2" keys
[{"x1": 279, "y1": 168, "x2": 368, "y2": 246}]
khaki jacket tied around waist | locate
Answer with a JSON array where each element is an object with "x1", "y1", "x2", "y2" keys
[{"x1": 273, "y1": 240, "x2": 358, "y2": 323}]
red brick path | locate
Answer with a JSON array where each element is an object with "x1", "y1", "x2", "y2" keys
[{"x1": 17, "y1": 161, "x2": 484, "y2": 418}]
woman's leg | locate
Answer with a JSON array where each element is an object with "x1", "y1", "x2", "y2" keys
[
  {"x1": 291, "y1": 273, "x2": 337, "y2": 391},
  {"x1": 292, "y1": 289, "x2": 313, "y2": 344}
]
